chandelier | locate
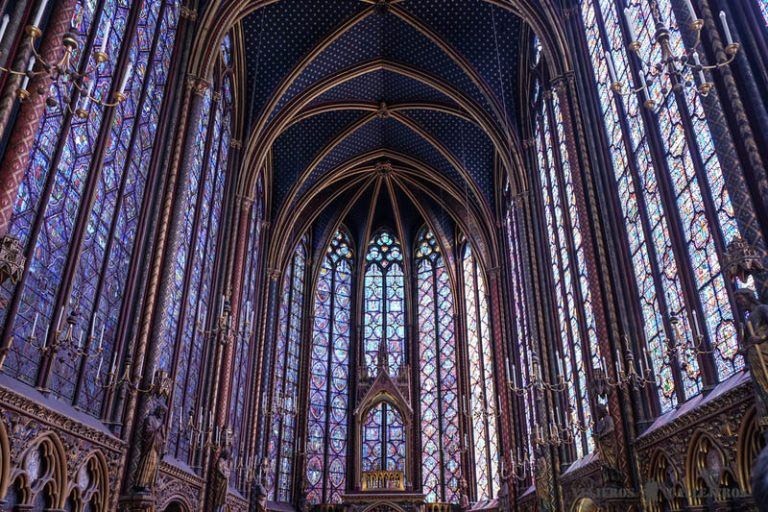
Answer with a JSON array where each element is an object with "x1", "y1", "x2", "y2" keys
[
  {"x1": 605, "y1": 1, "x2": 739, "y2": 110},
  {"x1": 0, "y1": 1, "x2": 131, "y2": 115}
]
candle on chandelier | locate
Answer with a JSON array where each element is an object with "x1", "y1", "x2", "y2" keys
[
  {"x1": 98, "y1": 323, "x2": 105, "y2": 350},
  {"x1": 31, "y1": 312, "x2": 39, "y2": 338},
  {"x1": 605, "y1": 50, "x2": 618, "y2": 85},
  {"x1": 96, "y1": 354, "x2": 103, "y2": 377},
  {"x1": 692, "y1": 51, "x2": 706, "y2": 86},
  {"x1": 20, "y1": 56, "x2": 35, "y2": 92},
  {"x1": 100, "y1": 18, "x2": 111, "y2": 54},
  {"x1": 719, "y1": 11, "x2": 734, "y2": 46},
  {"x1": 623, "y1": 8, "x2": 638, "y2": 43},
  {"x1": 117, "y1": 62, "x2": 133, "y2": 95},
  {"x1": 683, "y1": 0, "x2": 697, "y2": 21},
  {"x1": 0, "y1": 14, "x2": 10, "y2": 45},
  {"x1": 31, "y1": 0, "x2": 49, "y2": 28},
  {"x1": 42, "y1": 324, "x2": 49, "y2": 350}
]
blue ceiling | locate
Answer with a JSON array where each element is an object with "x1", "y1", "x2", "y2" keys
[{"x1": 240, "y1": 0, "x2": 525, "y2": 223}]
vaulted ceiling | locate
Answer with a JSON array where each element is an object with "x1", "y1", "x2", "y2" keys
[{"x1": 225, "y1": 0, "x2": 535, "y2": 267}]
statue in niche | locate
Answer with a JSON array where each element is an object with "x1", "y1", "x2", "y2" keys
[
  {"x1": 593, "y1": 402, "x2": 622, "y2": 485},
  {"x1": 250, "y1": 477, "x2": 268, "y2": 512},
  {"x1": 458, "y1": 478, "x2": 470, "y2": 510},
  {"x1": 133, "y1": 403, "x2": 168, "y2": 493},
  {"x1": 211, "y1": 447, "x2": 232, "y2": 511},
  {"x1": 734, "y1": 289, "x2": 768, "y2": 418}
]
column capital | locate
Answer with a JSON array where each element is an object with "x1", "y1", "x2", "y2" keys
[{"x1": 186, "y1": 75, "x2": 210, "y2": 96}]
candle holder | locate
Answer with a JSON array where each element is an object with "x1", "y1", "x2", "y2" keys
[
  {"x1": 0, "y1": 6, "x2": 131, "y2": 112},
  {"x1": 604, "y1": 4, "x2": 740, "y2": 110}
]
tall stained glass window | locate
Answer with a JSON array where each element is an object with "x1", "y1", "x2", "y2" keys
[
  {"x1": 306, "y1": 230, "x2": 353, "y2": 504},
  {"x1": 362, "y1": 402, "x2": 406, "y2": 472},
  {"x1": 578, "y1": 0, "x2": 746, "y2": 412},
  {"x1": 0, "y1": 0, "x2": 181, "y2": 418},
  {"x1": 504, "y1": 192, "x2": 535, "y2": 478},
  {"x1": 267, "y1": 240, "x2": 308, "y2": 502},
  {"x1": 534, "y1": 83, "x2": 596, "y2": 458},
  {"x1": 163, "y1": 63, "x2": 232, "y2": 468},
  {"x1": 462, "y1": 244, "x2": 499, "y2": 500},
  {"x1": 363, "y1": 230, "x2": 405, "y2": 376},
  {"x1": 416, "y1": 228, "x2": 460, "y2": 503}
]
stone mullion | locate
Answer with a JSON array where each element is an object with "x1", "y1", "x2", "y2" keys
[
  {"x1": 0, "y1": 0, "x2": 77, "y2": 235},
  {"x1": 552, "y1": 75, "x2": 632, "y2": 486},
  {"x1": 0, "y1": 0, "x2": 33, "y2": 143},
  {"x1": 451, "y1": 242, "x2": 474, "y2": 501},
  {"x1": 118, "y1": 74, "x2": 210, "y2": 500}
]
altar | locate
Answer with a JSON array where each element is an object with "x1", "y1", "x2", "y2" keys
[{"x1": 341, "y1": 344, "x2": 426, "y2": 512}]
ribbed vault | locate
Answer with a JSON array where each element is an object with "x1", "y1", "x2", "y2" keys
[{"x1": 188, "y1": 0, "x2": 562, "y2": 271}]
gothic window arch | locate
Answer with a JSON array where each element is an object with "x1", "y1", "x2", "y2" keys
[
  {"x1": 363, "y1": 229, "x2": 406, "y2": 376},
  {"x1": 267, "y1": 237, "x2": 309, "y2": 502},
  {"x1": 305, "y1": 229, "x2": 354, "y2": 505},
  {"x1": 577, "y1": 0, "x2": 749, "y2": 413},
  {"x1": 462, "y1": 242, "x2": 500, "y2": 500},
  {"x1": 360, "y1": 229, "x2": 407, "y2": 477},
  {"x1": 0, "y1": 0, "x2": 181, "y2": 418},
  {"x1": 415, "y1": 227, "x2": 461, "y2": 503}
]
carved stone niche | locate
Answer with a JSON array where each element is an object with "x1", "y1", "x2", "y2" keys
[{"x1": 0, "y1": 385, "x2": 124, "y2": 511}]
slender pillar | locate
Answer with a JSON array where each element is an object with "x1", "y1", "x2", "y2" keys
[
  {"x1": 119, "y1": 75, "x2": 209, "y2": 503},
  {"x1": 0, "y1": 0, "x2": 76, "y2": 236},
  {"x1": 0, "y1": 1, "x2": 76, "y2": 285}
]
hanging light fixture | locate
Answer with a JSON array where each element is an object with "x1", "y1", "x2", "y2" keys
[
  {"x1": 0, "y1": 1, "x2": 131, "y2": 113},
  {"x1": 604, "y1": 1, "x2": 739, "y2": 110}
]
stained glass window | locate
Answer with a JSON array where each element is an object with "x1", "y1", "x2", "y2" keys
[
  {"x1": 0, "y1": 0, "x2": 181, "y2": 418},
  {"x1": 534, "y1": 87, "x2": 596, "y2": 459},
  {"x1": 462, "y1": 244, "x2": 499, "y2": 500},
  {"x1": 504, "y1": 198, "x2": 535, "y2": 477},
  {"x1": 578, "y1": 0, "x2": 745, "y2": 411},
  {"x1": 230, "y1": 175, "x2": 264, "y2": 490},
  {"x1": 266, "y1": 240, "x2": 307, "y2": 502},
  {"x1": 165, "y1": 42, "x2": 233, "y2": 464},
  {"x1": 416, "y1": 228, "x2": 460, "y2": 503},
  {"x1": 306, "y1": 230, "x2": 353, "y2": 504},
  {"x1": 362, "y1": 402, "x2": 406, "y2": 472},
  {"x1": 363, "y1": 230, "x2": 405, "y2": 376}
]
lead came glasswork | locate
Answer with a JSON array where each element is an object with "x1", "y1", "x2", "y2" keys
[
  {"x1": 463, "y1": 244, "x2": 499, "y2": 500},
  {"x1": 416, "y1": 228, "x2": 460, "y2": 503},
  {"x1": 306, "y1": 230, "x2": 352, "y2": 505}
]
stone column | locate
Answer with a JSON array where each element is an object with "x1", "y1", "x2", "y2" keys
[
  {"x1": 0, "y1": 0, "x2": 77, "y2": 284},
  {"x1": 0, "y1": 0, "x2": 76, "y2": 236},
  {"x1": 118, "y1": 75, "x2": 209, "y2": 509}
]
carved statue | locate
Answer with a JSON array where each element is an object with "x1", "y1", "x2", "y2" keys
[
  {"x1": 593, "y1": 402, "x2": 622, "y2": 485},
  {"x1": 133, "y1": 403, "x2": 168, "y2": 493},
  {"x1": 211, "y1": 447, "x2": 232, "y2": 511},
  {"x1": 734, "y1": 289, "x2": 768, "y2": 421},
  {"x1": 458, "y1": 477, "x2": 470, "y2": 510},
  {"x1": 297, "y1": 476, "x2": 309, "y2": 512},
  {"x1": 250, "y1": 477, "x2": 268, "y2": 512}
]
